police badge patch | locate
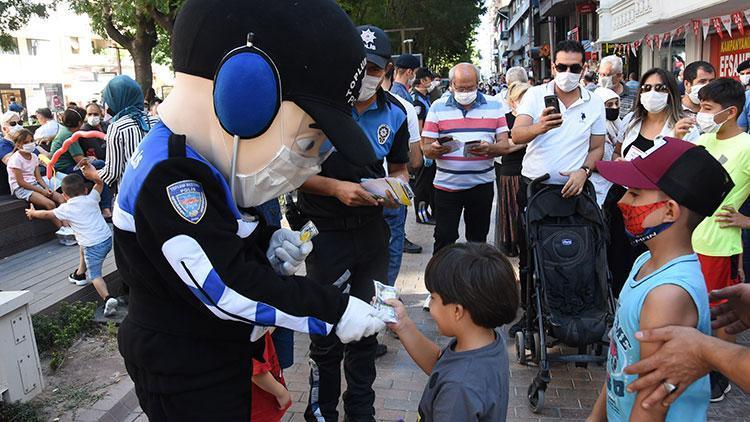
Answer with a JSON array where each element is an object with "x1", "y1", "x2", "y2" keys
[
  {"x1": 377, "y1": 124, "x2": 391, "y2": 145},
  {"x1": 167, "y1": 180, "x2": 207, "y2": 224}
]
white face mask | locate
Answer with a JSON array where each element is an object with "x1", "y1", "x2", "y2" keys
[
  {"x1": 696, "y1": 108, "x2": 730, "y2": 134},
  {"x1": 408, "y1": 71, "x2": 416, "y2": 86},
  {"x1": 357, "y1": 74, "x2": 382, "y2": 102},
  {"x1": 21, "y1": 142, "x2": 36, "y2": 153},
  {"x1": 555, "y1": 71, "x2": 581, "y2": 93},
  {"x1": 640, "y1": 91, "x2": 669, "y2": 113},
  {"x1": 87, "y1": 116, "x2": 101, "y2": 126},
  {"x1": 232, "y1": 142, "x2": 331, "y2": 207},
  {"x1": 688, "y1": 83, "x2": 706, "y2": 105},
  {"x1": 454, "y1": 90, "x2": 477, "y2": 105},
  {"x1": 599, "y1": 76, "x2": 614, "y2": 90},
  {"x1": 740, "y1": 74, "x2": 750, "y2": 86},
  {"x1": 7, "y1": 124, "x2": 22, "y2": 135},
  {"x1": 428, "y1": 80, "x2": 439, "y2": 93}
]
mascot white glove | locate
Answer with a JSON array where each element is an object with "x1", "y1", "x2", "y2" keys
[
  {"x1": 267, "y1": 228, "x2": 313, "y2": 276},
  {"x1": 335, "y1": 296, "x2": 386, "y2": 343}
]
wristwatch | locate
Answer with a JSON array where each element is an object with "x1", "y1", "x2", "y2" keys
[{"x1": 580, "y1": 166, "x2": 591, "y2": 178}]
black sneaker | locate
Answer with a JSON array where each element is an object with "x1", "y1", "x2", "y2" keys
[
  {"x1": 68, "y1": 270, "x2": 88, "y2": 285},
  {"x1": 403, "y1": 238, "x2": 422, "y2": 254},
  {"x1": 710, "y1": 371, "x2": 731, "y2": 403},
  {"x1": 375, "y1": 343, "x2": 388, "y2": 358}
]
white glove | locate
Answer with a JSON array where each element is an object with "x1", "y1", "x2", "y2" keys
[
  {"x1": 335, "y1": 296, "x2": 386, "y2": 343},
  {"x1": 267, "y1": 228, "x2": 313, "y2": 276}
]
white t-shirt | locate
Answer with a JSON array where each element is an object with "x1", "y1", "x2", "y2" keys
[
  {"x1": 34, "y1": 120, "x2": 59, "y2": 140},
  {"x1": 53, "y1": 189, "x2": 111, "y2": 247},
  {"x1": 517, "y1": 82, "x2": 606, "y2": 184},
  {"x1": 6, "y1": 151, "x2": 39, "y2": 192}
]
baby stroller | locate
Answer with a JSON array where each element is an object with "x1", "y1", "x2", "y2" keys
[{"x1": 515, "y1": 174, "x2": 615, "y2": 412}]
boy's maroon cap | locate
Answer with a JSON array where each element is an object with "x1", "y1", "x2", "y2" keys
[{"x1": 597, "y1": 137, "x2": 733, "y2": 216}]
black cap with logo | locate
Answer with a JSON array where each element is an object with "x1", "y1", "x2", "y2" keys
[
  {"x1": 357, "y1": 25, "x2": 392, "y2": 69},
  {"x1": 171, "y1": 0, "x2": 376, "y2": 165}
]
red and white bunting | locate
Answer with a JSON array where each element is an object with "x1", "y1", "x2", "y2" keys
[
  {"x1": 654, "y1": 34, "x2": 661, "y2": 49},
  {"x1": 712, "y1": 17, "x2": 724, "y2": 39},
  {"x1": 734, "y1": 12, "x2": 746, "y2": 36},
  {"x1": 720, "y1": 15, "x2": 733, "y2": 37},
  {"x1": 663, "y1": 31, "x2": 672, "y2": 47},
  {"x1": 702, "y1": 18, "x2": 712, "y2": 41},
  {"x1": 693, "y1": 20, "x2": 701, "y2": 38}
]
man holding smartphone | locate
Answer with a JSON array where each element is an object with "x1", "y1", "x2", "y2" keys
[
  {"x1": 421, "y1": 62, "x2": 512, "y2": 254},
  {"x1": 509, "y1": 40, "x2": 605, "y2": 334}
]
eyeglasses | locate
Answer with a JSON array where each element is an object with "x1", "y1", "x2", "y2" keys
[
  {"x1": 554, "y1": 63, "x2": 584, "y2": 73},
  {"x1": 640, "y1": 84, "x2": 669, "y2": 93}
]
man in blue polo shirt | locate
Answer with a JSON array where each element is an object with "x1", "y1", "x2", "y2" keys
[{"x1": 297, "y1": 24, "x2": 410, "y2": 422}]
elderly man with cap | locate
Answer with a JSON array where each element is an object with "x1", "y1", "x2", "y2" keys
[
  {"x1": 296, "y1": 24, "x2": 411, "y2": 422},
  {"x1": 112, "y1": 1, "x2": 388, "y2": 420}
]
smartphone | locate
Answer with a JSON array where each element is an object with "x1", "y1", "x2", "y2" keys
[
  {"x1": 544, "y1": 95, "x2": 560, "y2": 115},
  {"x1": 437, "y1": 135, "x2": 454, "y2": 145},
  {"x1": 463, "y1": 140, "x2": 481, "y2": 157}
]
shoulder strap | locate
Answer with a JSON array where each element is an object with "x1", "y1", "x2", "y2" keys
[{"x1": 168, "y1": 133, "x2": 186, "y2": 158}]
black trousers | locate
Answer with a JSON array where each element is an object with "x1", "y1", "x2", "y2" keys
[
  {"x1": 433, "y1": 182, "x2": 494, "y2": 254},
  {"x1": 411, "y1": 164, "x2": 436, "y2": 221},
  {"x1": 304, "y1": 218, "x2": 389, "y2": 422}
]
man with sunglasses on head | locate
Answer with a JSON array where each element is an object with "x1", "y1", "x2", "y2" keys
[{"x1": 509, "y1": 39, "x2": 606, "y2": 334}]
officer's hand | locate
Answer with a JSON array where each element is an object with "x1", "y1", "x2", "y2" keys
[
  {"x1": 267, "y1": 228, "x2": 313, "y2": 276},
  {"x1": 335, "y1": 296, "x2": 386, "y2": 343},
  {"x1": 335, "y1": 181, "x2": 379, "y2": 207},
  {"x1": 379, "y1": 190, "x2": 400, "y2": 209},
  {"x1": 711, "y1": 284, "x2": 750, "y2": 334},
  {"x1": 538, "y1": 107, "x2": 563, "y2": 134}
]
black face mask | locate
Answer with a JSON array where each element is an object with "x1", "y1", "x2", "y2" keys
[{"x1": 606, "y1": 108, "x2": 620, "y2": 121}]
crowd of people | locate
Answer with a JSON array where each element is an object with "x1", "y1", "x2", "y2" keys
[{"x1": 5, "y1": 11, "x2": 750, "y2": 419}]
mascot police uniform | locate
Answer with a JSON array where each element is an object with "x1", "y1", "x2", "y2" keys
[{"x1": 112, "y1": 1, "x2": 387, "y2": 420}]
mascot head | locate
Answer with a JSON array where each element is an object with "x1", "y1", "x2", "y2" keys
[{"x1": 159, "y1": 0, "x2": 375, "y2": 207}]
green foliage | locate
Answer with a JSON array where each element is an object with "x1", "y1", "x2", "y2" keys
[
  {"x1": 32, "y1": 301, "x2": 97, "y2": 371},
  {"x1": 0, "y1": 399, "x2": 44, "y2": 422},
  {"x1": 0, "y1": 1, "x2": 51, "y2": 51},
  {"x1": 336, "y1": 0, "x2": 485, "y2": 75}
]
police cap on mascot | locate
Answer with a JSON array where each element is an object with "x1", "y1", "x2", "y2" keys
[{"x1": 113, "y1": 1, "x2": 385, "y2": 419}]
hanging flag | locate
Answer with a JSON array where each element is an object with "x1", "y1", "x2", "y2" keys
[
  {"x1": 631, "y1": 42, "x2": 638, "y2": 57},
  {"x1": 712, "y1": 17, "x2": 724, "y2": 39},
  {"x1": 654, "y1": 34, "x2": 661, "y2": 49},
  {"x1": 663, "y1": 31, "x2": 672, "y2": 46},
  {"x1": 744, "y1": 9, "x2": 750, "y2": 28},
  {"x1": 693, "y1": 20, "x2": 701, "y2": 38},
  {"x1": 734, "y1": 12, "x2": 745, "y2": 36},
  {"x1": 702, "y1": 18, "x2": 711, "y2": 41},
  {"x1": 720, "y1": 15, "x2": 733, "y2": 37}
]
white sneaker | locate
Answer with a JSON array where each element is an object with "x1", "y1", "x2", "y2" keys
[
  {"x1": 104, "y1": 298, "x2": 118, "y2": 317},
  {"x1": 423, "y1": 295, "x2": 431, "y2": 311}
]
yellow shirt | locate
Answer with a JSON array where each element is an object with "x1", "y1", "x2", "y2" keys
[{"x1": 692, "y1": 131, "x2": 750, "y2": 256}]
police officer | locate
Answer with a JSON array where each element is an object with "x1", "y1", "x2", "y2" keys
[
  {"x1": 113, "y1": 2, "x2": 387, "y2": 420},
  {"x1": 297, "y1": 25, "x2": 411, "y2": 422}
]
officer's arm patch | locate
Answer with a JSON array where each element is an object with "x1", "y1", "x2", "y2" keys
[{"x1": 167, "y1": 180, "x2": 207, "y2": 224}]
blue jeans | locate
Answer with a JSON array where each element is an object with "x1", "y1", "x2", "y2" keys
[
  {"x1": 83, "y1": 237, "x2": 112, "y2": 279},
  {"x1": 383, "y1": 205, "x2": 406, "y2": 286},
  {"x1": 59, "y1": 159, "x2": 112, "y2": 210}
]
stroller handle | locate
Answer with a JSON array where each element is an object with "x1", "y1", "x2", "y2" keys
[{"x1": 528, "y1": 174, "x2": 551, "y2": 198}]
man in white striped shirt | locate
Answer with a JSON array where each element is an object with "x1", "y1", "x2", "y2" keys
[{"x1": 421, "y1": 63, "x2": 512, "y2": 253}]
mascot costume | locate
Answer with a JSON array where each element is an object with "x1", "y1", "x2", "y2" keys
[{"x1": 112, "y1": 1, "x2": 386, "y2": 419}]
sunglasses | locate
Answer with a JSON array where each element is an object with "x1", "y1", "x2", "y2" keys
[
  {"x1": 554, "y1": 63, "x2": 584, "y2": 73},
  {"x1": 640, "y1": 84, "x2": 669, "y2": 93},
  {"x1": 7, "y1": 121, "x2": 20, "y2": 126}
]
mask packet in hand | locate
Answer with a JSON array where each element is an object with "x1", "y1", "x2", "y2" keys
[{"x1": 373, "y1": 280, "x2": 398, "y2": 323}]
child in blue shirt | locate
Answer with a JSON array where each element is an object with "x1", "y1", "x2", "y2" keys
[{"x1": 588, "y1": 137, "x2": 733, "y2": 421}]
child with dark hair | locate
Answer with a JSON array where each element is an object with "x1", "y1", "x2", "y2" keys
[
  {"x1": 386, "y1": 242, "x2": 518, "y2": 421},
  {"x1": 589, "y1": 138, "x2": 733, "y2": 421},
  {"x1": 7, "y1": 128, "x2": 64, "y2": 216},
  {"x1": 691, "y1": 77, "x2": 750, "y2": 401},
  {"x1": 26, "y1": 164, "x2": 118, "y2": 316}
]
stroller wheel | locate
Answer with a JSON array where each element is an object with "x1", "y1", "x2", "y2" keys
[
  {"x1": 515, "y1": 331, "x2": 527, "y2": 364},
  {"x1": 532, "y1": 332, "x2": 542, "y2": 364},
  {"x1": 528, "y1": 383, "x2": 545, "y2": 413}
]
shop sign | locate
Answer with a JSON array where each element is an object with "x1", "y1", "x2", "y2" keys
[{"x1": 710, "y1": 34, "x2": 750, "y2": 78}]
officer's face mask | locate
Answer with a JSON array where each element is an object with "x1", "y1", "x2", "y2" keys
[{"x1": 227, "y1": 101, "x2": 331, "y2": 207}]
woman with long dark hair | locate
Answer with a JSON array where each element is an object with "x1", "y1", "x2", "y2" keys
[{"x1": 614, "y1": 67, "x2": 699, "y2": 160}]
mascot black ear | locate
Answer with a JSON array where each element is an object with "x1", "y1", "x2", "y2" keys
[{"x1": 213, "y1": 33, "x2": 282, "y2": 139}]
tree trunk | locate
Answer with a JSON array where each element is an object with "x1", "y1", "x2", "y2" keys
[{"x1": 128, "y1": 12, "x2": 158, "y2": 95}]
